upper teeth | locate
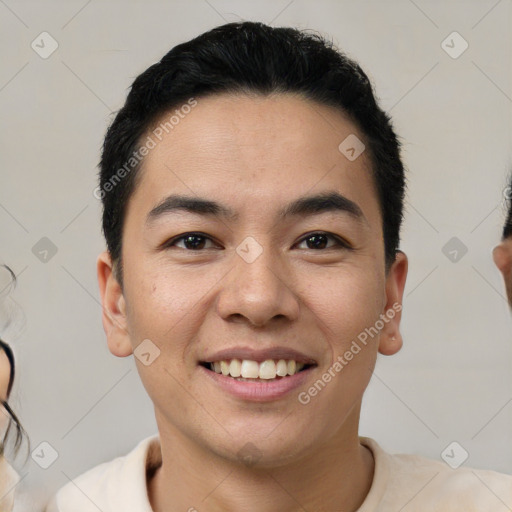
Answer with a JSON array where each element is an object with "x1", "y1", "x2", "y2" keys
[{"x1": 211, "y1": 359, "x2": 305, "y2": 379}]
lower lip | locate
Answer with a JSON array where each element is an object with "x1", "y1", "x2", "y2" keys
[{"x1": 199, "y1": 365, "x2": 314, "y2": 402}]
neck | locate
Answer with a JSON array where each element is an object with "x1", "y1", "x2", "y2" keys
[{"x1": 148, "y1": 408, "x2": 374, "y2": 512}]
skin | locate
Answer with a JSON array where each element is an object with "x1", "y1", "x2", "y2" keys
[
  {"x1": 493, "y1": 238, "x2": 512, "y2": 306},
  {"x1": 97, "y1": 93, "x2": 408, "y2": 512},
  {"x1": 0, "y1": 350, "x2": 11, "y2": 433},
  {"x1": 0, "y1": 350, "x2": 10, "y2": 403}
]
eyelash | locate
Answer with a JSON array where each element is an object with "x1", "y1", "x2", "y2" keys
[{"x1": 163, "y1": 231, "x2": 352, "y2": 251}]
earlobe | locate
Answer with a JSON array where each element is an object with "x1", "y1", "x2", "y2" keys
[
  {"x1": 379, "y1": 333, "x2": 403, "y2": 356},
  {"x1": 493, "y1": 244, "x2": 510, "y2": 275},
  {"x1": 97, "y1": 251, "x2": 133, "y2": 358},
  {"x1": 378, "y1": 251, "x2": 408, "y2": 356}
]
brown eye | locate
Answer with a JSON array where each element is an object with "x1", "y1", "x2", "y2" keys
[
  {"x1": 166, "y1": 233, "x2": 218, "y2": 250},
  {"x1": 296, "y1": 232, "x2": 350, "y2": 250}
]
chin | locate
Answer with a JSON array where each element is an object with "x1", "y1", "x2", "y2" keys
[
  {"x1": 218, "y1": 437, "x2": 314, "y2": 469},
  {"x1": 202, "y1": 416, "x2": 322, "y2": 468}
]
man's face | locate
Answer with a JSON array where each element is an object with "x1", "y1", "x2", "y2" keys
[
  {"x1": 493, "y1": 238, "x2": 512, "y2": 306},
  {"x1": 98, "y1": 93, "x2": 407, "y2": 466}
]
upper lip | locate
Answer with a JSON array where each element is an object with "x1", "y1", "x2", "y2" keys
[{"x1": 201, "y1": 347, "x2": 317, "y2": 365}]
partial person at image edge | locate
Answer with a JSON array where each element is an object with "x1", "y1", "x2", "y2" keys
[
  {"x1": 1, "y1": 330, "x2": 28, "y2": 509},
  {"x1": 0, "y1": 339, "x2": 20, "y2": 512},
  {"x1": 494, "y1": 177, "x2": 512, "y2": 306}
]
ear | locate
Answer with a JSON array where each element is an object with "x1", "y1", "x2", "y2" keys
[
  {"x1": 378, "y1": 251, "x2": 408, "y2": 356},
  {"x1": 97, "y1": 251, "x2": 133, "y2": 357},
  {"x1": 493, "y1": 243, "x2": 512, "y2": 276}
]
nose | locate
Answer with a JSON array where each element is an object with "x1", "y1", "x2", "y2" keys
[{"x1": 216, "y1": 246, "x2": 300, "y2": 327}]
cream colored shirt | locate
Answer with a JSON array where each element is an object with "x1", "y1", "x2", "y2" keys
[
  {"x1": 45, "y1": 436, "x2": 512, "y2": 511},
  {"x1": 0, "y1": 455, "x2": 20, "y2": 512}
]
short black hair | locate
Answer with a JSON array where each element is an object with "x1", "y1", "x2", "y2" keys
[{"x1": 98, "y1": 21, "x2": 406, "y2": 287}]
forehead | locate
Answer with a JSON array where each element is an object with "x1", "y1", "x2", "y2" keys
[
  {"x1": 129, "y1": 93, "x2": 380, "y2": 225},
  {"x1": 144, "y1": 93, "x2": 364, "y2": 172}
]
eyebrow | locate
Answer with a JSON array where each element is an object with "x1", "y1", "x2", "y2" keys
[{"x1": 145, "y1": 192, "x2": 366, "y2": 226}]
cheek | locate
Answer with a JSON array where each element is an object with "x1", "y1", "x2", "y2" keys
[
  {"x1": 304, "y1": 265, "x2": 384, "y2": 347},
  {"x1": 297, "y1": 270, "x2": 384, "y2": 424},
  {"x1": 0, "y1": 366, "x2": 10, "y2": 403},
  {"x1": 124, "y1": 254, "x2": 192, "y2": 325},
  {"x1": 123, "y1": 259, "x2": 221, "y2": 363},
  {"x1": 124, "y1": 269, "x2": 201, "y2": 411}
]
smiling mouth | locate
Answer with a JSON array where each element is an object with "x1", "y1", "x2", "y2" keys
[{"x1": 200, "y1": 359, "x2": 315, "y2": 381}]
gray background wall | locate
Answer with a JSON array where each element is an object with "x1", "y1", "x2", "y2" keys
[{"x1": 1, "y1": 0, "x2": 511, "y2": 509}]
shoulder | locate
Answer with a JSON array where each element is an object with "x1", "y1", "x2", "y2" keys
[
  {"x1": 362, "y1": 437, "x2": 512, "y2": 511},
  {"x1": 44, "y1": 435, "x2": 159, "y2": 512}
]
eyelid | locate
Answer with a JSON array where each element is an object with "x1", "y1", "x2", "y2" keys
[
  {"x1": 162, "y1": 232, "x2": 222, "y2": 250},
  {"x1": 295, "y1": 231, "x2": 353, "y2": 250}
]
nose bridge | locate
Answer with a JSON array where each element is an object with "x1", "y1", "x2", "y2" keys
[
  {"x1": 238, "y1": 247, "x2": 282, "y2": 296},
  {"x1": 216, "y1": 239, "x2": 299, "y2": 326}
]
